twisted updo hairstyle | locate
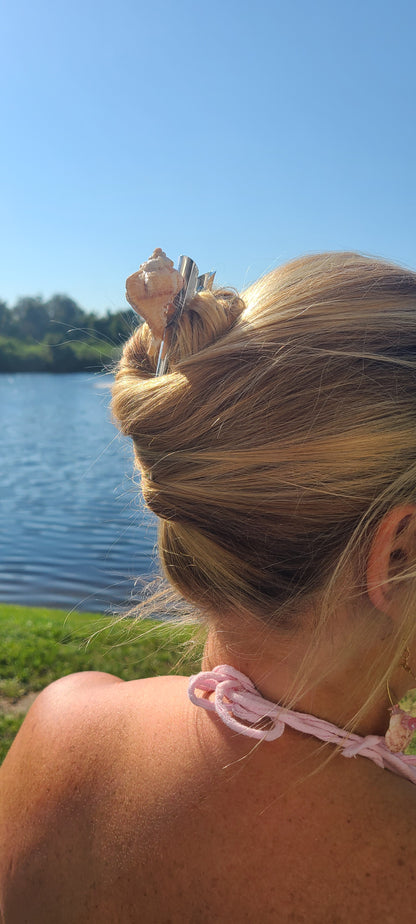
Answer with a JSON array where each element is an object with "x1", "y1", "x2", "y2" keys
[{"x1": 112, "y1": 254, "x2": 416, "y2": 641}]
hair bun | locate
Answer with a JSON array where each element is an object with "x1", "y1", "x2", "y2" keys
[
  {"x1": 117, "y1": 285, "x2": 245, "y2": 381},
  {"x1": 165, "y1": 287, "x2": 245, "y2": 369}
]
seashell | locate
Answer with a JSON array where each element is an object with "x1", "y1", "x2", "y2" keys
[
  {"x1": 125, "y1": 248, "x2": 184, "y2": 341},
  {"x1": 385, "y1": 709, "x2": 414, "y2": 753}
]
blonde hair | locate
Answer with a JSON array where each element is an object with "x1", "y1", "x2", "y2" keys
[{"x1": 112, "y1": 253, "x2": 416, "y2": 725}]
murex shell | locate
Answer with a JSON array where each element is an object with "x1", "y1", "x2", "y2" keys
[
  {"x1": 385, "y1": 690, "x2": 416, "y2": 754},
  {"x1": 125, "y1": 248, "x2": 184, "y2": 341}
]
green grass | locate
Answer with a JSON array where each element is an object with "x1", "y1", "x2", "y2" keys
[
  {"x1": 0, "y1": 603, "x2": 204, "y2": 763},
  {"x1": 0, "y1": 715, "x2": 27, "y2": 764}
]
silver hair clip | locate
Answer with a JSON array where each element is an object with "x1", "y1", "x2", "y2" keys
[{"x1": 155, "y1": 256, "x2": 215, "y2": 376}]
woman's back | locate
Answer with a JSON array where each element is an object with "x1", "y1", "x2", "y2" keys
[
  {"x1": 2, "y1": 669, "x2": 416, "y2": 923},
  {"x1": 3, "y1": 250, "x2": 416, "y2": 921}
]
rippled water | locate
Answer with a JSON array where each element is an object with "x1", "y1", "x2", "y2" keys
[{"x1": 0, "y1": 373, "x2": 158, "y2": 613}]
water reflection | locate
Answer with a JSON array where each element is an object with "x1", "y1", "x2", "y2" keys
[{"x1": 0, "y1": 373, "x2": 158, "y2": 612}]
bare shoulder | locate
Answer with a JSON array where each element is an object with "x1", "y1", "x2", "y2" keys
[
  {"x1": 0, "y1": 670, "x2": 191, "y2": 923},
  {"x1": 1, "y1": 669, "x2": 190, "y2": 787}
]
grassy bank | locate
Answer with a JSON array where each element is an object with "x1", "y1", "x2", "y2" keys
[{"x1": 0, "y1": 603, "x2": 204, "y2": 763}]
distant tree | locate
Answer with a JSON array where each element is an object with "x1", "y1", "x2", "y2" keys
[
  {"x1": 12, "y1": 297, "x2": 50, "y2": 340},
  {"x1": 0, "y1": 301, "x2": 10, "y2": 334},
  {"x1": 107, "y1": 309, "x2": 139, "y2": 343},
  {"x1": 89, "y1": 309, "x2": 139, "y2": 345},
  {"x1": 0, "y1": 291, "x2": 140, "y2": 371},
  {"x1": 0, "y1": 304, "x2": 19, "y2": 338},
  {"x1": 46, "y1": 295, "x2": 85, "y2": 329}
]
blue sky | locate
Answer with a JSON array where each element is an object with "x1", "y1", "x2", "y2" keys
[{"x1": 1, "y1": 0, "x2": 415, "y2": 313}]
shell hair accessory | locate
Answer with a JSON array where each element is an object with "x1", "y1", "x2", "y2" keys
[
  {"x1": 385, "y1": 648, "x2": 416, "y2": 754},
  {"x1": 125, "y1": 248, "x2": 215, "y2": 376}
]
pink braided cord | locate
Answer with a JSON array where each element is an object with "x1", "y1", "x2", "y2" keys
[{"x1": 188, "y1": 665, "x2": 416, "y2": 785}]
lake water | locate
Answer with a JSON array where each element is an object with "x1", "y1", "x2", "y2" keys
[{"x1": 0, "y1": 373, "x2": 159, "y2": 613}]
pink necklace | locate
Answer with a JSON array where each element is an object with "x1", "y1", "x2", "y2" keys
[{"x1": 188, "y1": 664, "x2": 416, "y2": 785}]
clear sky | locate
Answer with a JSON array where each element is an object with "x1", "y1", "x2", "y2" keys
[{"x1": 1, "y1": 0, "x2": 415, "y2": 313}]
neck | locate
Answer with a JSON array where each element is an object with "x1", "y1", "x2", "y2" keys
[{"x1": 202, "y1": 619, "x2": 394, "y2": 738}]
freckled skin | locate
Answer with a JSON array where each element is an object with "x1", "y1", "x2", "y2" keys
[{"x1": 1, "y1": 672, "x2": 416, "y2": 923}]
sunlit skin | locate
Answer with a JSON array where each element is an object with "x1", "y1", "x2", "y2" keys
[{"x1": 203, "y1": 505, "x2": 416, "y2": 737}]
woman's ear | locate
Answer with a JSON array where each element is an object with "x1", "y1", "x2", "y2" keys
[{"x1": 367, "y1": 505, "x2": 416, "y2": 613}]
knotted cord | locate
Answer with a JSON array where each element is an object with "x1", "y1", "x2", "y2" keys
[{"x1": 188, "y1": 665, "x2": 416, "y2": 784}]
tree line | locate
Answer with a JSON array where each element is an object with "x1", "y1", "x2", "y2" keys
[{"x1": 0, "y1": 294, "x2": 139, "y2": 372}]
